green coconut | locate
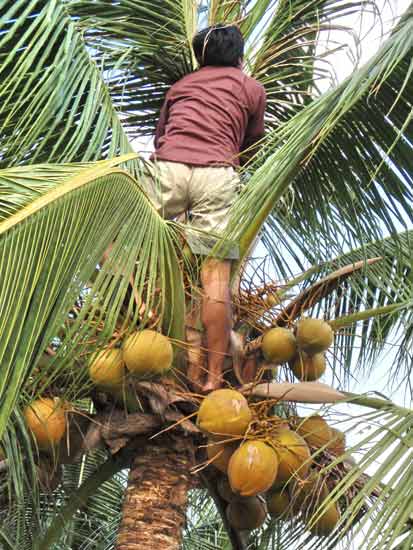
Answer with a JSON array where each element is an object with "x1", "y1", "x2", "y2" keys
[
  {"x1": 228, "y1": 440, "x2": 279, "y2": 497},
  {"x1": 122, "y1": 329, "x2": 173, "y2": 375},
  {"x1": 295, "y1": 415, "x2": 333, "y2": 449},
  {"x1": 262, "y1": 327, "x2": 297, "y2": 364},
  {"x1": 207, "y1": 437, "x2": 239, "y2": 474},
  {"x1": 290, "y1": 352, "x2": 326, "y2": 381},
  {"x1": 296, "y1": 319, "x2": 333, "y2": 354},
  {"x1": 89, "y1": 348, "x2": 125, "y2": 388},
  {"x1": 197, "y1": 389, "x2": 252, "y2": 436},
  {"x1": 226, "y1": 497, "x2": 267, "y2": 530},
  {"x1": 266, "y1": 489, "x2": 290, "y2": 519},
  {"x1": 272, "y1": 429, "x2": 311, "y2": 486}
]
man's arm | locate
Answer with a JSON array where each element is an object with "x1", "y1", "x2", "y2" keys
[{"x1": 240, "y1": 85, "x2": 266, "y2": 166}]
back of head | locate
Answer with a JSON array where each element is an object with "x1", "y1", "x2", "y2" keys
[{"x1": 192, "y1": 24, "x2": 244, "y2": 68}]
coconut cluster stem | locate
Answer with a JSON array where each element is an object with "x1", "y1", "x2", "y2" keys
[
  {"x1": 344, "y1": 392, "x2": 411, "y2": 414},
  {"x1": 199, "y1": 471, "x2": 248, "y2": 550}
]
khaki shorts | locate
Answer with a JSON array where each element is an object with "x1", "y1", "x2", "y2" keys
[{"x1": 143, "y1": 160, "x2": 239, "y2": 259}]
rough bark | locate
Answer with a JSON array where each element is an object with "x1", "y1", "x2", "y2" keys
[{"x1": 116, "y1": 436, "x2": 195, "y2": 550}]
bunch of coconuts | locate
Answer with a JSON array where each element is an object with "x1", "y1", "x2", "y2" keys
[
  {"x1": 261, "y1": 318, "x2": 334, "y2": 381},
  {"x1": 197, "y1": 388, "x2": 346, "y2": 535},
  {"x1": 24, "y1": 329, "x2": 173, "y2": 451},
  {"x1": 88, "y1": 329, "x2": 173, "y2": 388}
]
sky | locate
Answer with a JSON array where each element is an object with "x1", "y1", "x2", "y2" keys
[{"x1": 318, "y1": 0, "x2": 410, "y2": 87}]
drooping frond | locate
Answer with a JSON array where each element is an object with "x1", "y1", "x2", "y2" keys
[
  {"x1": 0, "y1": 154, "x2": 137, "y2": 221},
  {"x1": 64, "y1": 0, "x2": 198, "y2": 138},
  {"x1": 0, "y1": 160, "x2": 185, "y2": 442},
  {"x1": 249, "y1": 0, "x2": 379, "y2": 127},
  {"x1": 227, "y1": 4, "x2": 413, "y2": 267},
  {"x1": 0, "y1": 0, "x2": 135, "y2": 167}
]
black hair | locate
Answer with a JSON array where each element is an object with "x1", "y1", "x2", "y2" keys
[{"x1": 192, "y1": 24, "x2": 244, "y2": 67}]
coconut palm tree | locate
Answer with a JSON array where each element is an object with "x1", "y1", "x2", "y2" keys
[{"x1": 1, "y1": 0, "x2": 413, "y2": 549}]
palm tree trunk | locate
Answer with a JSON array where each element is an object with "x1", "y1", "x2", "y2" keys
[{"x1": 116, "y1": 436, "x2": 195, "y2": 550}]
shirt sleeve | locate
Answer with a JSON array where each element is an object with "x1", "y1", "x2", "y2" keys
[
  {"x1": 240, "y1": 84, "x2": 266, "y2": 164},
  {"x1": 154, "y1": 93, "x2": 170, "y2": 150}
]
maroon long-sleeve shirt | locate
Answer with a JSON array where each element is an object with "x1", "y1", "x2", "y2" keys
[{"x1": 152, "y1": 65, "x2": 266, "y2": 167}]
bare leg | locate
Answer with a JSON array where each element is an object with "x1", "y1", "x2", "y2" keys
[
  {"x1": 201, "y1": 259, "x2": 232, "y2": 392},
  {"x1": 186, "y1": 327, "x2": 205, "y2": 391}
]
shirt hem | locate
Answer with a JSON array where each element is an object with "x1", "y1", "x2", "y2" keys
[{"x1": 150, "y1": 152, "x2": 239, "y2": 168}]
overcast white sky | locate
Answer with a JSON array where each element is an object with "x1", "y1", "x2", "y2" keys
[{"x1": 319, "y1": 0, "x2": 410, "y2": 87}]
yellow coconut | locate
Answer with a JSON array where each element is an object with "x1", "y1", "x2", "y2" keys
[
  {"x1": 228, "y1": 440, "x2": 279, "y2": 497},
  {"x1": 266, "y1": 489, "x2": 290, "y2": 519},
  {"x1": 290, "y1": 352, "x2": 326, "y2": 381},
  {"x1": 217, "y1": 477, "x2": 237, "y2": 503},
  {"x1": 89, "y1": 348, "x2": 125, "y2": 388},
  {"x1": 207, "y1": 437, "x2": 239, "y2": 474},
  {"x1": 197, "y1": 389, "x2": 252, "y2": 436},
  {"x1": 272, "y1": 429, "x2": 311, "y2": 486},
  {"x1": 309, "y1": 500, "x2": 340, "y2": 536},
  {"x1": 327, "y1": 428, "x2": 346, "y2": 456},
  {"x1": 296, "y1": 319, "x2": 333, "y2": 354},
  {"x1": 295, "y1": 415, "x2": 333, "y2": 449},
  {"x1": 262, "y1": 327, "x2": 297, "y2": 364},
  {"x1": 227, "y1": 497, "x2": 267, "y2": 530},
  {"x1": 264, "y1": 292, "x2": 281, "y2": 308},
  {"x1": 290, "y1": 473, "x2": 322, "y2": 513},
  {"x1": 24, "y1": 398, "x2": 66, "y2": 451},
  {"x1": 122, "y1": 329, "x2": 173, "y2": 375}
]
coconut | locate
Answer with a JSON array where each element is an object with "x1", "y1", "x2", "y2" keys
[
  {"x1": 262, "y1": 327, "x2": 297, "y2": 364},
  {"x1": 290, "y1": 473, "x2": 322, "y2": 513},
  {"x1": 295, "y1": 415, "x2": 333, "y2": 449},
  {"x1": 290, "y1": 352, "x2": 326, "y2": 381},
  {"x1": 308, "y1": 499, "x2": 340, "y2": 536},
  {"x1": 327, "y1": 428, "x2": 346, "y2": 456},
  {"x1": 197, "y1": 389, "x2": 252, "y2": 436},
  {"x1": 264, "y1": 292, "x2": 281, "y2": 308},
  {"x1": 272, "y1": 429, "x2": 311, "y2": 486},
  {"x1": 89, "y1": 348, "x2": 125, "y2": 388},
  {"x1": 122, "y1": 329, "x2": 173, "y2": 375},
  {"x1": 217, "y1": 477, "x2": 237, "y2": 502},
  {"x1": 226, "y1": 497, "x2": 267, "y2": 530},
  {"x1": 266, "y1": 489, "x2": 290, "y2": 519},
  {"x1": 296, "y1": 319, "x2": 333, "y2": 354},
  {"x1": 207, "y1": 437, "x2": 239, "y2": 474},
  {"x1": 24, "y1": 398, "x2": 66, "y2": 451},
  {"x1": 228, "y1": 440, "x2": 279, "y2": 497}
]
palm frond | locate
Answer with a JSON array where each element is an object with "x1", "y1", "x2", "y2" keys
[
  {"x1": 0, "y1": 160, "x2": 185, "y2": 440},
  {"x1": 64, "y1": 0, "x2": 198, "y2": 138},
  {"x1": 227, "y1": 4, "x2": 413, "y2": 267},
  {"x1": 0, "y1": 0, "x2": 134, "y2": 167},
  {"x1": 249, "y1": 0, "x2": 379, "y2": 127}
]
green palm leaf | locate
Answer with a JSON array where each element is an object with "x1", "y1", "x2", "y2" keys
[
  {"x1": 0, "y1": 0, "x2": 134, "y2": 167},
  {"x1": 228, "y1": 4, "x2": 413, "y2": 264},
  {"x1": 65, "y1": 0, "x2": 198, "y2": 137},
  {"x1": 0, "y1": 160, "x2": 185, "y2": 440}
]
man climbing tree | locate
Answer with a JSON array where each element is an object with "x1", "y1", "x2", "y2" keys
[{"x1": 146, "y1": 24, "x2": 266, "y2": 391}]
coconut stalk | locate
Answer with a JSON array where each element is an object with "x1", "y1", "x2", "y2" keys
[{"x1": 116, "y1": 435, "x2": 195, "y2": 550}]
